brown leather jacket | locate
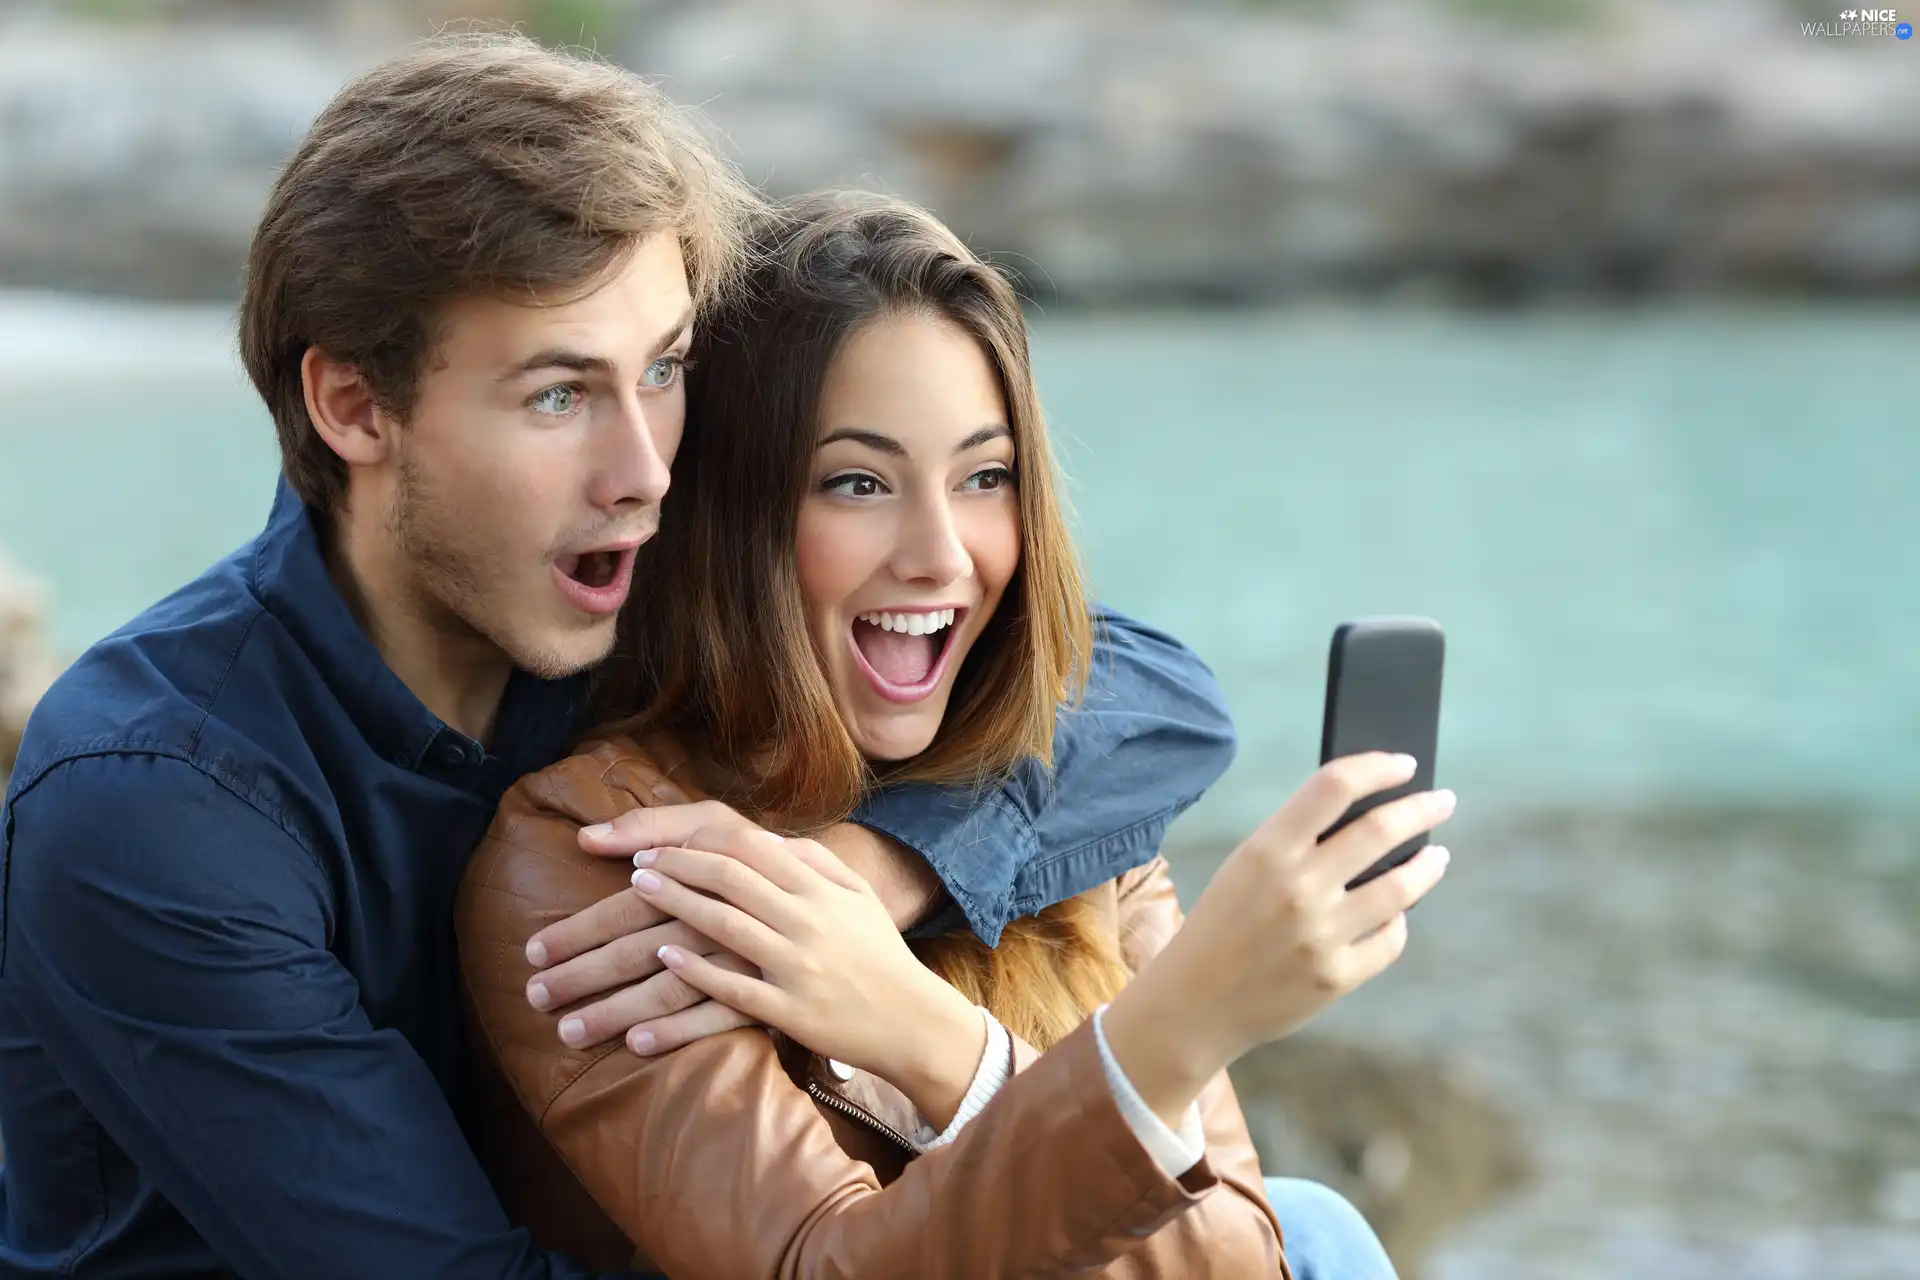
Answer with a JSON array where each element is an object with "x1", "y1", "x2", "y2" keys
[{"x1": 456, "y1": 736, "x2": 1289, "y2": 1278}]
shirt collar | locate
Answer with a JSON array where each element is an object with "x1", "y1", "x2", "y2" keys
[{"x1": 251, "y1": 475, "x2": 584, "y2": 778}]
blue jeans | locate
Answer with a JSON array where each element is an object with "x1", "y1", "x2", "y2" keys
[{"x1": 1263, "y1": 1177, "x2": 1399, "y2": 1280}]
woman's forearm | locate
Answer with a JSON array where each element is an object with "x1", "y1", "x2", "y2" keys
[{"x1": 1096, "y1": 935, "x2": 1239, "y2": 1132}]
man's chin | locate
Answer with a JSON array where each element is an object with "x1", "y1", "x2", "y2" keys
[{"x1": 499, "y1": 619, "x2": 621, "y2": 681}]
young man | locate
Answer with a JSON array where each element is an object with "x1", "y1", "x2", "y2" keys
[{"x1": 0, "y1": 34, "x2": 1235, "y2": 1278}]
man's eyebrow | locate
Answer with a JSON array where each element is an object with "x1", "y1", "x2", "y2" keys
[
  {"x1": 498, "y1": 349, "x2": 615, "y2": 382},
  {"x1": 817, "y1": 424, "x2": 1012, "y2": 456},
  {"x1": 498, "y1": 306, "x2": 696, "y2": 383},
  {"x1": 648, "y1": 306, "x2": 696, "y2": 358}
]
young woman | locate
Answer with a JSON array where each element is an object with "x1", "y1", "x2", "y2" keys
[{"x1": 457, "y1": 192, "x2": 1449, "y2": 1278}]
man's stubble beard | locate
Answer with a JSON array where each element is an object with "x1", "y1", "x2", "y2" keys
[{"x1": 386, "y1": 448, "x2": 615, "y2": 681}]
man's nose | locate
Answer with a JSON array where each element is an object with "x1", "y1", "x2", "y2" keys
[{"x1": 590, "y1": 397, "x2": 673, "y2": 511}]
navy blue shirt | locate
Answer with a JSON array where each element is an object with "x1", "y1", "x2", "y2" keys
[{"x1": 0, "y1": 478, "x2": 1234, "y2": 1278}]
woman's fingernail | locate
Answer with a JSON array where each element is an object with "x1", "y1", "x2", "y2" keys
[
  {"x1": 1430, "y1": 788, "x2": 1457, "y2": 814},
  {"x1": 525, "y1": 939, "x2": 548, "y2": 968},
  {"x1": 582, "y1": 822, "x2": 613, "y2": 838},
  {"x1": 632, "y1": 849, "x2": 658, "y2": 867},
  {"x1": 526, "y1": 982, "x2": 551, "y2": 1010},
  {"x1": 657, "y1": 944, "x2": 685, "y2": 969},
  {"x1": 1429, "y1": 844, "x2": 1452, "y2": 867},
  {"x1": 1389, "y1": 753, "x2": 1418, "y2": 773},
  {"x1": 632, "y1": 869, "x2": 662, "y2": 893},
  {"x1": 631, "y1": 1030, "x2": 656, "y2": 1054},
  {"x1": 559, "y1": 1017, "x2": 587, "y2": 1047}
]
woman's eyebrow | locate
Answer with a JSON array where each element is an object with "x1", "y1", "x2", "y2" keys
[
  {"x1": 816, "y1": 424, "x2": 1012, "y2": 455},
  {"x1": 954, "y1": 424, "x2": 1011, "y2": 453},
  {"x1": 817, "y1": 428, "x2": 904, "y2": 456}
]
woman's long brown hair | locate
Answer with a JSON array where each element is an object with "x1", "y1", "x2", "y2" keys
[{"x1": 595, "y1": 191, "x2": 1129, "y2": 1049}]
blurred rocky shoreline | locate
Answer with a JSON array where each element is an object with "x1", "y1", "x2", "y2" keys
[
  {"x1": 1, "y1": 1, "x2": 1916, "y2": 305},
  {"x1": 0, "y1": 553, "x2": 58, "y2": 782}
]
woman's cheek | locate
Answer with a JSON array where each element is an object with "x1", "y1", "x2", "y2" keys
[
  {"x1": 794, "y1": 502, "x2": 875, "y2": 614},
  {"x1": 968, "y1": 496, "x2": 1023, "y2": 596}
]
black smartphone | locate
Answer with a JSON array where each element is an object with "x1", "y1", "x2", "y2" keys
[{"x1": 1318, "y1": 616, "x2": 1445, "y2": 890}]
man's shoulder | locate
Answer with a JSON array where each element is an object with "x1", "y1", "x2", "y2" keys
[{"x1": 11, "y1": 543, "x2": 282, "y2": 796}]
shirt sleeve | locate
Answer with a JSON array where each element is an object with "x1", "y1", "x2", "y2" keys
[
  {"x1": 0, "y1": 754, "x2": 627, "y2": 1280},
  {"x1": 1091, "y1": 1005, "x2": 1207, "y2": 1178},
  {"x1": 858, "y1": 604, "x2": 1236, "y2": 945},
  {"x1": 905, "y1": 1006, "x2": 1012, "y2": 1152}
]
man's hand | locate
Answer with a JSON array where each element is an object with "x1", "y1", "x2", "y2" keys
[
  {"x1": 521, "y1": 878, "x2": 757, "y2": 1055},
  {"x1": 521, "y1": 770, "x2": 757, "y2": 1057},
  {"x1": 523, "y1": 798, "x2": 948, "y2": 1055}
]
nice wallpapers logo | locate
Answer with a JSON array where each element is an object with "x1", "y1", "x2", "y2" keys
[{"x1": 1803, "y1": 7, "x2": 1914, "y2": 36}]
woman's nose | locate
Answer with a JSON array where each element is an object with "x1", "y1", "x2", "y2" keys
[{"x1": 891, "y1": 497, "x2": 973, "y2": 586}]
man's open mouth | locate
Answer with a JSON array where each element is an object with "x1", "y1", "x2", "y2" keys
[
  {"x1": 556, "y1": 549, "x2": 626, "y2": 590},
  {"x1": 850, "y1": 608, "x2": 963, "y2": 700},
  {"x1": 551, "y1": 545, "x2": 639, "y2": 617}
]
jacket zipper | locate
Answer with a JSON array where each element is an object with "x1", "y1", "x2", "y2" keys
[{"x1": 805, "y1": 1079, "x2": 919, "y2": 1156}]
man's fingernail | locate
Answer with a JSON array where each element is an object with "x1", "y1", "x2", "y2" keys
[
  {"x1": 582, "y1": 822, "x2": 613, "y2": 838},
  {"x1": 525, "y1": 939, "x2": 548, "y2": 968},
  {"x1": 631, "y1": 1030, "x2": 656, "y2": 1054},
  {"x1": 657, "y1": 944, "x2": 684, "y2": 969},
  {"x1": 632, "y1": 869, "x2": 662, "y2": 893},
  {"x1": 1430, "y1": 788, "x2": 1457, "y2": 814},
  {"x1": 1430, "y1": 844, "x2": 1452, "y2": 867},
  {"x1": 526, "y1": 982, "x2": 551, "y2": 1010},
  {"x1": 558, "y1": 1017, "x2": 587, "y2": 1047},
  {"x1": 632, "y1": 849, "x2": 657, "y2": 867},
  {"x1": 1389, "y1": 753, "x2": 1417, "y2": 772}
]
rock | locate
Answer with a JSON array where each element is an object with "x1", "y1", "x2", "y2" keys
[
  {"x1": 2, "y1": 4, "x2": 1918, "y2": 303},
  {"x1": 0, "y1": 21, "x2": 357, "y2": 300},
  {"x1": 0, "y1": 552, "x2": 61, "y2": 785},
  {"x1": 1229, "y1": 1036, "x2": 1531, "y2": 1279}
]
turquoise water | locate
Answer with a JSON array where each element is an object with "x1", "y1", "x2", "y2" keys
[
  {"x1": 4, "y1": 299, "x2": 1915, "y2": 829},
  {"x1": 3, "y1": 295, "x2": 1917, "y2": 1277}
]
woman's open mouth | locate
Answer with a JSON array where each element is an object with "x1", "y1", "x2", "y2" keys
[
  {"x1": 849, "y1": 607, "x2": 965, "y2": 703},
  {"x1": 552, "y1": 545, "x2": 637, "y2": 617}
]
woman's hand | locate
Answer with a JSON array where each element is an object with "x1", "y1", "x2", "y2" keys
[
  {"x1": 617, "y1": 802, "x2": 989, "y2": 1129},
  {"x1": 1103, "y1": 751, "x2": 1454, "y2": 1127}
]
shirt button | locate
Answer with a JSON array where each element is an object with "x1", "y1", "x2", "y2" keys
[
  {"x1": 825, "y1": 1058, "x2": 856, "y2": 1082},
  {"x1": 439, "y1": 743, "x2": 466, "y2": 766}
]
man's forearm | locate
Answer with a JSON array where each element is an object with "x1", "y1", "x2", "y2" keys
[{"x1": 820, "y1": 822, "x2": 946, "y2": 929}]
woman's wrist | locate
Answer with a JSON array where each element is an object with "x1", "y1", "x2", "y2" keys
[
  {"x1": 882, "y1": 982, "x2": 988, "y2": 1130},
  {"x1": 1100, "y1": 939, "x2": 1240, "y2": 1129}
]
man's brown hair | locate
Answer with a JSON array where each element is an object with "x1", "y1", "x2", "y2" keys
[
  {"x1": 598, "y1": 191, "x2": 1129, "y2": 1049},
  {"x1": 240, "y1": 30, "x2": 760, "y2": 513}
]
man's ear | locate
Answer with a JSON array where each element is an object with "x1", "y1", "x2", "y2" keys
[{"x1": 301, "y1": 347, "x2": 396, "y2": 466}]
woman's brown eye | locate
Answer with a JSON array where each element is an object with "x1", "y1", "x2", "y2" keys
[
  {"x1": 824, "y1": 472, "x2": 884, "y2": 498},
  {"x1": 967, "y1": 466, "x2": 1013, "y2": 492}
]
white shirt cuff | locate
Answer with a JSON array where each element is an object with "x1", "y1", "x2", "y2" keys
[
  {"x1": 1091, "y1": 1004, "x2": 1206, "y2": 1178},
  {"x1": 907, "y1": 1005, "x2": 1012, "y2": 1152}
]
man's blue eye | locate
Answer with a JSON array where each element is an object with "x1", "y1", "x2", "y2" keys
[
  {"x1": 530, "y1": 384, "x2": 581, "y2": 416},
  {"x1": 643, "y1": 355, "x2": 685, "y2": 389}
]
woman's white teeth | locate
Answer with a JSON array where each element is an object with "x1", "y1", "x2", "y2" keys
[{"x1": 857, "y1": 609, "x2": 955, "y2": 636}]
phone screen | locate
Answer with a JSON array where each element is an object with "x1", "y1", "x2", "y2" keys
[{"x1": 1318, "y1": 616, "x2": 1445, "y2": 889}]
